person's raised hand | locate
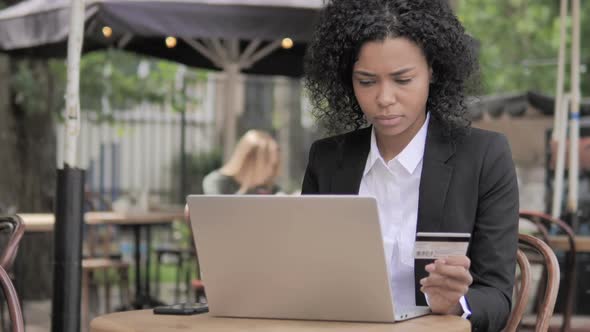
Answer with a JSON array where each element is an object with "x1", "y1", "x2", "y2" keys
[{"x1": 420, "y1": 256, "x2": 472, "y2": 315}]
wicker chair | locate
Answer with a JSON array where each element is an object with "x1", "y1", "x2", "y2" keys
[
  {"x1": 519, "y1": 210, "x2": 576, "y2": 332},
  {"x1": 153, "y1": 234, "x2": 196, "y2": 303},
  {"x1": 0, "y1": 215, "x2": 25, "y2": 332},
  {"x1": 504, "y1": 248, "x2": 532, "y2": 332},
  {"x1": 518, "y1": 233, "x2": 560, "y2": 332}
]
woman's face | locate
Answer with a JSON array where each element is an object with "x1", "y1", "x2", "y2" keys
[{"x1": 352, "y1": 37, "x2": 431, "y2": 142}]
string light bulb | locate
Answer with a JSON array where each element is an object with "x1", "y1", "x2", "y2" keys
[
  {"x1": 281, "y1": 38, "x2": 294, "y2": 49},
  {"x1": 102, "y1": 26, "x2": 113, "y2": 38},
  {"x1": 165, "y1": 36, "x2": 177, "y2": 48}
]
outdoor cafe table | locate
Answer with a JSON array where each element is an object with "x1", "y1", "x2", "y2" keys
[
  {"x1": 18, "y1": 213, "x2": 55, "y2": 232},
  {"x1": 549, "y1": 235, "x2": 590, "y2": 252},
  {"x1": 18, "y1": 211, "x2": 185, "y2": 305},
  {"x1": 90, "y1": 311, "x2": 471, "y2": 332},
  {"x1": 85, "y1": 210, "x2": 185, "y2": 309},
  {"x1": 15, "y1": 213, "x2": 56, "y2": 299}
]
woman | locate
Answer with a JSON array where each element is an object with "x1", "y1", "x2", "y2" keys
[
  {"x1": 302, "y1": 1, "x2": 518, "y2": 331},
  {"x1": 203, "y1": 129, "x2": 280, "y2": 195}
]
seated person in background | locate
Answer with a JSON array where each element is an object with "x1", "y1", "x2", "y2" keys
[
  {"x1": 203, "y1": 129, "x2": 281, "y2": 195},
  {"x1": 301, "y1": 1, "x2": 518, "y2": 331}
]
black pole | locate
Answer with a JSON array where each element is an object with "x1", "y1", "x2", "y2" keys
[
  {"x1": 180, "y1": 106, "x2": 187, "y2": 203},
  {"x1": 51, "y1": 167, "x2": 85, "y2": 332}
]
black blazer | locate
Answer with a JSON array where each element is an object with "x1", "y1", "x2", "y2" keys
[{"x1": 302, "y1": 120, "x2": 519, "y2": 332}]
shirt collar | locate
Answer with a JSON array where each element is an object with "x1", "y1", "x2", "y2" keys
[{"x1": 363, "y1": 112, "x2": 430, "y2": 176}]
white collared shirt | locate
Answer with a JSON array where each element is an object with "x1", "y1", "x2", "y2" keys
[
  {"x1": 358, "y1": 113, "x2": 471, "y2": 319},
  {"x1": 358, "y1": 113, "x2": 429, "y2": 308}
]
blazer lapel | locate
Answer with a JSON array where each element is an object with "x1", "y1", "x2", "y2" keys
[
  {"x1": 414, "y1": 120, "x2": 456, "y2": 305},
  {"x1": 330, "y1": 127, "x2": 371, "y2": 194},
  {"x1": 416, "y1": 121, "x2": 455, "y2": 232}
]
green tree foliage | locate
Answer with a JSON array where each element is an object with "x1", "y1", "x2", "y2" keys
[
  {"x1": 457, "y1": 0, "x2": 589, "y2": 96},
  {"x1": 10, "y1": 59, "x2": 63, "y2": 114},
  {"x1": 79, "y1": 51, "x2": 176, "y2": 110},
  {"x1": 10, "y1": 49, "x2": 204, "y2": 120}
]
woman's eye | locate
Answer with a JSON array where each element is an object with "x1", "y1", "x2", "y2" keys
[
  {"x1": 358, "y1": 80, "x2": 375, "y2": 86},
  {"x1": 396, "y1": 78, "x2": 412, "y2": 85}
]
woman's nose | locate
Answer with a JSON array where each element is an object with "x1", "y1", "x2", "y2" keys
[{"x1": 376, "y1": 83, "x2": 397, "y2": 108}]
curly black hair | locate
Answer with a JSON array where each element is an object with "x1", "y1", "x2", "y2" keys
[{"x1": 304, "y1": 0, "x2": 479, "y2": 136}]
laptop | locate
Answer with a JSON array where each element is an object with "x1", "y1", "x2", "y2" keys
[{"x1": 186, "y1": 195, "x2": 430, "y2": 322}]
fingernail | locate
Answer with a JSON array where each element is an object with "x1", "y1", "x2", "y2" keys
[
  {"x1": 425, "y1": 264, "x2": 434, "y2": 272},
  {"x1": 420, "y1": 278, "x2": 426, "y2": 285}
]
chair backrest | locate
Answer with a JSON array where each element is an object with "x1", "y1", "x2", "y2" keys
[
  {"x1": 0, "y1": 265, "x2": 24, "y2": 332},
  {"x1": 0, "y1": 215, "x2": 25, "y2": 270},
  {"x1": 518, "y1": 233, "x2": 560, "y2": 332},
  {"x1": 0, "y1": 215, "x2": 25, "y2": 332},
  {"x1": 519, "y1": 210, "x2": 575, "y2": 332},
  {"x1": 503, "y1": 248, "x2": 532, "y2": 332}
]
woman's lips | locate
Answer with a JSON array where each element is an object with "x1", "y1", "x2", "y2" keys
[{"x1": 374, "y1": 115, "x2": 402, "y2": 126}]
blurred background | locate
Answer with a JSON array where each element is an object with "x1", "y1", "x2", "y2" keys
[{"x1": 0, "y1": 0, "x2": 589, "y2": 331}]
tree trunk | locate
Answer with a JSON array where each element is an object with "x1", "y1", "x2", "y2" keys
[
  {"x1": 0, "y1": 55, "x2": 20, "y2": 213},
  {"x1": 0, "y1": 55, "x2": 57, "y2": 299},
  {"x1": 0, "y1": 57, "x2": 56, "y2": 213}
]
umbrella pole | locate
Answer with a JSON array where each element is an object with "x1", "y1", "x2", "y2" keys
[
  {"x1": 551, "y1": 0, "x2": 569, "y2": 219},
  {"x1": 553, "y1": 94, "x2": 570, "y2": 220},
  {"x1": 552, "y1": 0, "x2": 568, "y2": 142},
  {"x1": 175, "y1": 66, "x2": 187, "y2": 202},
  {"x1": 180, "y1": 107, "x2": 187, "y2": 201},
  {"x1": 52, "y1": 169, "x2": 85, "y2": 332},
  {"x1": 567, "y1": 0, "x2": 581, "y2": 229},
  {"x1": 223, "y1": 63, "x2": 240, "y2": 161},
  {"x1": 51, "y1": 0, "x2": 85, "y2": 330},
  {"x1": 184, "y1": 37, "x2": 282, "y2": 161}
]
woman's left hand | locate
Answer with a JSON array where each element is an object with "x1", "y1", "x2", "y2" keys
[{"x1": 420, "y1": 256, "x2": 473, "y2": 315}]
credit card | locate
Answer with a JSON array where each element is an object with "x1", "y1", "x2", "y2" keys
[
  {"x1": 414, "y1": 232, "x2": 471, "y2": 259},
  {"x1": 413, "y1": 232, "x2": 471, "y2": 306}
]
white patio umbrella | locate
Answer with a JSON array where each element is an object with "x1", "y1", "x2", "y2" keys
[
  {"x1": 551, "y1": 0, "x2": 583, "y2": 226},
  {"x1": 0, "y1": 0, "x2": 323, "y2": 159}
]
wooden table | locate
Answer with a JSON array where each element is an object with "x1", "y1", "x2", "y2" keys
[
  {"x1": 13, "y1": 213, "x2": 56, "y2": 299},
  {"x1": 86, "y1": 210, "x2": 185, "y2": 309},
  {"x1": 90, "y1": 311, "x2": 471, "y2": 332},
  {"x1": 18, "y1": 213, "x2": 55, "y2": 232},
  {"x1": 549, "y1": 235, "x2": 590, "y2": 252},
  {"x1": 85, "y1": 211, "x2": 185, "y2": 226},
  {"x1": 19, "y1": 210, "x2": 185, "y2": 307},
  {"x1": 18, "y1": 210, "x2": 186, "y2": 231}
]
